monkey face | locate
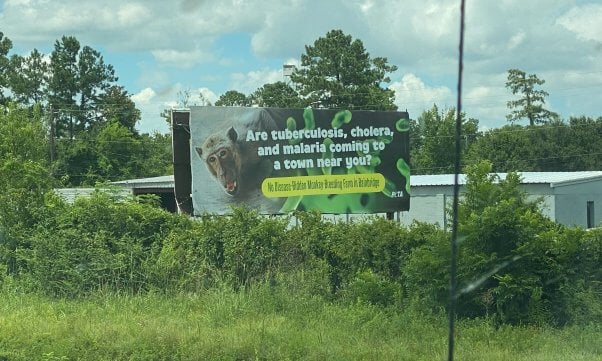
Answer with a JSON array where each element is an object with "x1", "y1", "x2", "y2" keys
[
  {"x1": 196, "y1": 126, "x2": 243, "y2": 197},
  {"x1": 205, "y1": 146, "x2": 241, "y2": 196}
]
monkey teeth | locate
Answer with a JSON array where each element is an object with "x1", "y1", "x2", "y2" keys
[{"x1": 226, "y1": 180, "x2": 237, "y2": 193}]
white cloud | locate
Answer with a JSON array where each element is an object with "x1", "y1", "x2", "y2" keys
[
  {"x1": 151, "y1": 49, "x2": 214, "y2": 68},
  {"x1": 131, "y1": 87, "x2": 166, "y2": 133},
  {"x1": 230, "y1": 68, "x2": 284, "y2": 94},
  {"x1": 5, "y1": 0, "x2": 33, "y2": 5},
  {"x1": 116, "y1": 3, "x2": 151, "y2": 26},
  {"x1": 462, "y1": 85, "x2": 509, "y2": 128},
  {"x1": 390, "y1": 73, "x2": 453, "y2": 117},
  {"x1": 557, "y1": 4, "x2": 602, "y2": 43},
  {"x1": 360, "y1": 0, "x2": 374, "y2": 13},
  {"x1": 2, "y1": 0, "x2": 601, "y2": 133},
  {"x1": 131, "y1": 84, "x2": 220, "y2": 134},
  {"x1": 414, "y1": 2, "x2": 458, "y2": 41},
  {"x1": 507, "y1": 31, "x2": 526, "y2": 50},
  {"x1": 131, "y1": 87, "x2": 156, "y2": 104},
  {"x1": 197, "y1": 88, "x2": 219, "y2": 105}
]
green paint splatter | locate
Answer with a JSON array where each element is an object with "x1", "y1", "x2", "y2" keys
[
  {"x1": 303, "y1": 107, "x2": 315, "y2": 129},
  {"x1": 369, "y1": 155, "x2": 381, "y2": 167},
  {"x1": 396, "y1": 158, "x2": 411, "y2": 195},
  {"x1": 331, "y1": 110, "x2": 352, "y2": 128},
  {"x1": 280, "y1": 195, "x2": 302, "y2": 213},
  {"x1": 382, "y1": 178, "x2": 397, "y2": 198},
  {"x1": 396, "y1": 118, "x2": 410, "y2": 132},
  {"x1": 321, "y1": 138, "x2": 333, "y2": 175},
  {"x1": 286, "y1": 117, "x2": 297, "y2": 131}
]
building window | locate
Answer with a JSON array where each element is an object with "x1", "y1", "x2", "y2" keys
[{"x1": 587, "y1": 201, "x2": 595, "y2": 229}]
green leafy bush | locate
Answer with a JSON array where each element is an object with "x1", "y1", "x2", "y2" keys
[
  {"x1": 25, "y1": 190, "x2": 180, "y2": 296},
  {"x1": 341, "y1": 269, "x2": 400, "y2": 306},
  {"x1": 0, "y1": 157, "x2": 599, "y2": 326}
]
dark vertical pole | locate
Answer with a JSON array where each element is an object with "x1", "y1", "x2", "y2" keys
[
  {"x1": 172, "y1": 110, "x2": 193, "y2": 215},
  {"x1": 448, "y1": 1, "x2": 466, "y2": 361},
  {"x1": 49, "y1": 106, "x2": 56, "y2": 164}
]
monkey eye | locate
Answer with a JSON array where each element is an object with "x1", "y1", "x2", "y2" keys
[
  {"x1": 219, "y1": 149, "x2": 227, "y2": 157},
  {"x1": 208, "y1": 155, "x2": 217, "y2": 163}
]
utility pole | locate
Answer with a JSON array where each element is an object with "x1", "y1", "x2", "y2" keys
[{"x1": 48, "y1": 106, "x2": 56, "y2": 164}]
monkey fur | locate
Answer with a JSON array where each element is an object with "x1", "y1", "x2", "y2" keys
[{"x1": 196, "y1": 126, "x2": 270, "y2": 196}]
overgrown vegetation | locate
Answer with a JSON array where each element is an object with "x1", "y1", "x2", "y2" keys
[
  {"x1": 1, "y1": 29, "x2": 601, "y2": 359},
  {"x1": 1, "y1": 162, "x2": 600, "y2": 328},
  {"x1": 1, "y1": 288, "x2": 600, "y2": 361}
]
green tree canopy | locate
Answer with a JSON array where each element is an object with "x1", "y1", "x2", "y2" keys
[
  {"x1": 410, "y1": 105, "x2": 480, "y2": 174},
  {"x1": 8, "y1": 49, "x2": 48, "y2": 106},
  {"x1": 47, "y1": 36, "x2": 118, "y2": 139},
  {"x1": 464, "y1": 124, "x2": 536, "y2": 172},
  {"x1": 506, "y1": 68, "x2": 558, "y2": 126},
  {"x1": 251, "y1": 81, "x2": 301, "y2": 108},
  {"x1": 0, "y1": 104, "x2": 48, "y2": 165},
  {"x1": 94, "y1": 121, "x2": 143, "y2": 182},
  {"x1": 290, "y1": 29, "x2": 398, "y2": 110},
  {"x1": 76, "y1": 45, "x2": 118, "y2": 131},
  {"x1": 96, "y1": 85, "x2": 140, "y2": 134},
  {"x1": 0, "y1": 104, "x2": 52, "y2": 273},
  {"x1": 465, "y1": 117, "x2": 602, "y2": 172},
  {"x1": 215, "y1": 90, "x2": 252, "y2": 106},
  {"x1": 47, "y1": 36, "x2": 80, "y2": 138},
  {"x1": 0, "y1": 35, "x2": 170, "y2": 186},
  {"x1": 0, "y1": 32, "x2": 13, "y2": 105}
]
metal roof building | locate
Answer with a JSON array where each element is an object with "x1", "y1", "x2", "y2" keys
[
  {"x1": 404, "y1": 171, "x2": 602, "y2": 229},
  {"x1": 112, "y1": 175, "x2": 177, "y2": 212},
  {"x1": 55, "y1": 175, "x2": 178, "y2": 213},
  {"x1": 112, "y1": 175, "x2": 175, "y2": 191},
  {"x1": 55, "y1": 172, "x2": 602, "y2": 229}
]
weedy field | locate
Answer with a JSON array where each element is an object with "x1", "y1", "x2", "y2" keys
[
  {"x1": 1, "y1": 285, "x2": 600, "y2": 361},
  {"x1": 1, "y1": 164, "x2": 600, "y2": 360}
]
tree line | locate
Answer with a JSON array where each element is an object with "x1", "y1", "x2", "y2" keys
[
  {"x1": 2, "y1": 29, "x2": 600, "y2": 188},
  {"x1": 410, "y1": 106, "x2": 602, "y2": 174},
  {"x1": 1, "y1": 29, "x2": 600, "y2": 329},
  {"x1": 185, "y1": 30, "x2": 602, "y2": 175},
  {"x1": 0, "y1": 32, "x2": 172, "y2": 187},
  {"x1": 0, "y1": 158, "x2": 600, "y2": 327}
]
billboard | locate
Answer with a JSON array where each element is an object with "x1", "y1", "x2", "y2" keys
[{"x1": 190, "y1": 106, "x2": 410, "y2": 215}]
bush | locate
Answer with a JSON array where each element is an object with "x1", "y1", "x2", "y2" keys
[
  {"x1": 26, "y1": 190, "x2": 181, "y2": 296},
  {"x1": 0, "y1": 169, "x2": 599, "y2": 327},
  {"x1": 340, "y1": 269, "x2": 400, "y2": 307}
]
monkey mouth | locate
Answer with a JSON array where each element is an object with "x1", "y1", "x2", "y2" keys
[{"x1": 225, "y1": 180, "x2": 238, "y2": 195}]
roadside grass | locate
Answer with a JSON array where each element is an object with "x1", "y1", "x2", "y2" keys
[{"x1": 0, "y1": 285, "x2": 600, "y2": 361}]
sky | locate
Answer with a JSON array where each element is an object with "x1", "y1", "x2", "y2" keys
[{"x1": 1, "y1": 0, "x2": 601, "y2": 134}]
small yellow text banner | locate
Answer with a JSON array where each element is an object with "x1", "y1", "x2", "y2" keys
[{"x1": 262, "y1": 173, "x2": 385, "y2": 198}]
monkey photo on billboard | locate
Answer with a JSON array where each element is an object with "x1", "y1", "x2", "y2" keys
[{"x1": 195, "y1": 116, "x2": 275, "y2": 197}]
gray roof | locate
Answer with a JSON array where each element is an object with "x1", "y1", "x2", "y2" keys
[
  {"x1": 112, "y1": 175, "x2": 175, "y2": 189},
  {"x1": 411, "y1": 171, "x2": 602, "y2": 187},
  {"x1": 54, "y1": 188, "x2": 97, "y2": 203},
  {"x1": 54, "y1": 187, "x2": 132, "y2": 203},
  {"x1": 108, "y1": 171, "x2": 602, "y2": 188},
  {"x1": 109, "y1": 172, "x2": 602, "y2": 189}
]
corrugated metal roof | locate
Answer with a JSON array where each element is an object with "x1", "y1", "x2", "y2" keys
[
  {"x1": 54, "y1": 188, "x2": 97, "y2": 203},
  {"x1": 108, "y1": 172, "x2": 602, "y2": 189},
  {"x1": 411, "y1": 171, "x2": 602, "y2": 187},
  {"x1": 55, "y1": 187, "x2": 132, "y2": 203},
  {"x1": 112, "y1": 175, "x2": 175, "y2": 189}
]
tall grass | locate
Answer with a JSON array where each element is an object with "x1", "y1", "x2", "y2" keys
[{"x1": 0, "y1": 282, "x2": 600, "y2": 361}]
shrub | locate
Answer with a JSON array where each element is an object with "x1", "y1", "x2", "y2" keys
[
  {"x1": 26, "y1": 190, "x2": 181, "y2": 296},
  {"x1": 341, "y1": 269, "x2": 400, "y2": 307}
]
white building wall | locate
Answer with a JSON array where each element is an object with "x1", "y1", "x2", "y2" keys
[
  {"x1": 399, "y1": 194, "x2": 447, "y2": 228},
  {"x1": 537, "y1": 195, "x2": 556, "y2": 222},
  {"x1": 249, "y1": 175, "x2": 602, "y2": 229},
  {"x1": 553, "y1": 180, "x2": 602, "y2": 228}
]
